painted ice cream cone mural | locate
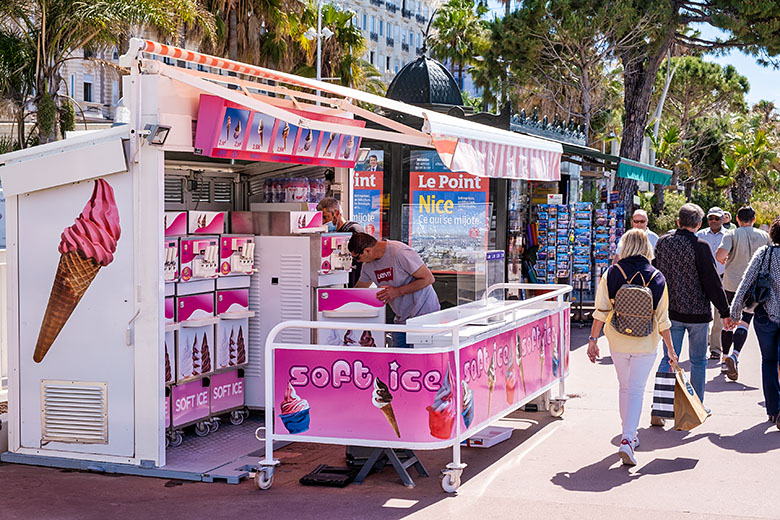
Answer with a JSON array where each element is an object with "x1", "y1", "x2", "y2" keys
[
  {"x1": 516, "y1": 331, "x2": 526, "y2": 394},
  {"x1": 343, "y1": 136, "x2": 354, "y2": 159},
  {"x1": 225, "y1": 116, "x2": 231, "y2": 139},
  {"x1": 200, "y1": 333, "x2": 211, "y2": 373},
  {"x1": 461, "y1": 380, "x2": 474, "y2": 428},
  {"x1": 282, "y1": 122, "x2": 290, "y2": 149},
  {"x1": 505, "y1": 351, "x2": 517, "y2": 404},
  {"x1": 258, "y1": 118, "x2": 263, "y2": 147},
  {"x1": 359, "y1": 330, "x2": 376, "y2": 347},
  {"x1": 233, "y1": 119, "x2": 242, "y2": 140},
  {"x1": 279, "y1": 381, "x2": 310, "y2": 434},
  {"x1": 303, "y1": 129, "x2": 313, "y2": 151},
  {"x1": 426, "y1": 363, "x2": 455, "y2": 439},
  {"x1": 487, "y1": 351, "x2": 495, "y2": 415},
  {"x1": 228, "y1": 329, "x2": 236, "y2": 366},
  {"x1": 236, "y1": 327, "x2": 246, "y2": 365},
  {"x1": 373, "y1": 377, "x2": 400, "y2": 437},
  {"x1": 191, "y1": 336, "x2": 200, "y2": 376},
  {"x1": 34, "y1": 179, "x2": 121, "y2": 363},
  {"x1": 343, "y1": 330, "x2": 356, "y2": 346}
]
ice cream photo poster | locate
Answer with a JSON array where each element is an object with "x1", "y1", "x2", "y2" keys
[{"x1": 34, "y1": 178, "x2": 121, "y2": 363}]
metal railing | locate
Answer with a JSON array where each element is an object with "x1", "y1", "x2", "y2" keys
[
  {"x1": 401, "y1": 8, "x2": 412, "y2": 18},
  {"x1": 401, "y1": 42, "x2": 410, "y2": 52},
  {"x1": 370, "y1": 32, "x2": 379, "y2": 42},
  {"x1": 386, "y1": 37, "x2": 395, "y2": 47},
  {"x1": 416, "y1": 14, "x2": 426, "y2": 23},
  {"x1": 0, "y1": 249, "x2": 7, "y2": 399},
  {"x1": 386, "y1": 3, "x2": 398, "y2": 13}
]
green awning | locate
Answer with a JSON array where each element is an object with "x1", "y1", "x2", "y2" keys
[
  {"x1": 617, "y1": 158, "x2": 672, "y2": 185},
  {"x1": 561, "y1": 143, "x2": 620, "y2": 164}
]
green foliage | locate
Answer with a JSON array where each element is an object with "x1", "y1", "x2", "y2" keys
[
  {"x1": 59, "y1": 99, "x2": 75, "y2": 138},
  {"x1": 690, "y1": 187, "x2": 732, "y2": 216},
  {"x1": 429, "y1": 0, "x2": 488, "y2": 88},
  {"x1": 37, "y1": 92, "x2": 56, "y2": 140},
  {"x1": 461, "y1": 92, "x2": 483, "y2": 112},
  {"x1": 647, "y1": 191, "x2": 688, "y2": 234}
]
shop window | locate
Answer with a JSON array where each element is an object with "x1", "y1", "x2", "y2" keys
[{"x1": 83, "y1": 81, "x2": 93, "y2": 102}]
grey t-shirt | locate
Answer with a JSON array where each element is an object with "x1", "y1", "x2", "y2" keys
[
  {"x1": 721, "y1": 226, "x2": 771, "y2": 292},
  {"x1": 358, "y1": 240, "x2": 441, "y2": 323}
]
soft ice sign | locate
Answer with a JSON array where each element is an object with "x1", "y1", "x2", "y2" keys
[
  {"x1": 211, "y1": 370, "x2": 245, "y2": 413},
  {"x1": 172, "y1": 379, "x2": 210, "y2": 427}
]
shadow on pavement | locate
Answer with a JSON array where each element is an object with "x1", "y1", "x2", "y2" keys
[
  {"x1": 550, "y1": 454, "x2": 698, "y2": 492},
  {"x1": 708, "y1": 421, "x2": 780, "y2": 453}
]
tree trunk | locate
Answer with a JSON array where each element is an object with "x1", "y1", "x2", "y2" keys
[
  {"x1": 458, "y1": 62, "x2": 464, "y2": 90},
  {"x1": 228, "y1": 9, "x2": 239, "y2": 61},
  {"x1": 732, "y1": 170, "x2": 754, "y2": 206},
  {"x1": 652, "y1": 183, "x2": 665, "y2": 215},
  {"x1": 16, "y1": 109, "x2": 25, "y2": 149},
  {"x1": 581, "y1": 65, "x2": 592, "y2": 145}
]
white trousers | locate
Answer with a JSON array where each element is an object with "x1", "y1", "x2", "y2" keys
[{"x1": 610, "y1": 349, "x2": 658, "y2": 440}]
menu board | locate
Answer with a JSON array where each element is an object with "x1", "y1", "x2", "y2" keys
[{"x1": 194, "y1": 95, "x2": 364, "y2": 167}]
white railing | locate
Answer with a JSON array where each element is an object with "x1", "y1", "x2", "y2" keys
[{"x1": 0, "y1": 248, "x2": 7, "y2": 400}]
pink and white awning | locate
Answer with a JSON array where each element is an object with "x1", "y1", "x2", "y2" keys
[{"x1": 128, "y1": 38, "x2": 563, "y2": 181}]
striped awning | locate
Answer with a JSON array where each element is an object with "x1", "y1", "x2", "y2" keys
[{"x1": 126, "y1": 38, "x2": 563, "y2": 181}]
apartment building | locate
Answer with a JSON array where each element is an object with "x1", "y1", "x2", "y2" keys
[
  {"x1": 347, "y1": 0, "x2": 441, "y2": 82},
  {"x1": 59, "y1": 47, "x2": 123, "y2": 122}
]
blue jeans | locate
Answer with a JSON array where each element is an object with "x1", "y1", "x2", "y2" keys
[
  {"x1": 658, "y1": 320, "x2": 709, "y2": 402},
  {"x1": 753, "y1": 306, "x2": 780, "y2": 416},
  {"x1": 388, "y1": 332, "x2": 410, "y2": 348}
]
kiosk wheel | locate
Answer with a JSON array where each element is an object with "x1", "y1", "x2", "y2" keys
[
  {"x1": 210, "y1": 417, "x2": 221, "y2": 432},
  {"x1": 230, "y1": 410, "x2": 245, "y2": 425},
  {"x1": 440, "y1": 472, "x2": 461, "y2": 493},
  {"x1": 195, "y1": 421, "x2": 211, "y2": 437},
  {"x1": 169, "y1": 430, "x2": 184, "y2": 447},
  {"x1": 255, "y1": 468, "x2": 274, "y2": 490},
  {"x1": 549, "y1": 401, "x2": 565, "y2": 418}
]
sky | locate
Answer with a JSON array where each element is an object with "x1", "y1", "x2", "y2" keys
[{"x1": 482, "y1": 3, "x2": 780, "y2": 107}]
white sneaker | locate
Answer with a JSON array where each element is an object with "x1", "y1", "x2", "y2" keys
[
  {"x1": 618, "y1": 438, "x2": 637, "y2": 466},
  {"x1": 631, "y1": 436, "x2": 639, "y2": 449}
]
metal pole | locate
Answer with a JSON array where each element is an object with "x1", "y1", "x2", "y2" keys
[{"x1": 316, "y1": 0, "x2": 322, "y2": 82}]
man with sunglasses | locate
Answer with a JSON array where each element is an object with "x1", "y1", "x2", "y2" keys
[
  {"x1": 613, "y1": 209, "x2": 658, "y2": 263},
  {"x1": 697, "y1": 207, "x2": 728, "y2": 361},
  {"x1": 349, "y1": 232, "x2": 440, "y2": 347}
]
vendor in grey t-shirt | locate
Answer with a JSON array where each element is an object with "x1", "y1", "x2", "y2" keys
[{"x1": 349, "y1": 232, "x2": 440, "y2": 347}]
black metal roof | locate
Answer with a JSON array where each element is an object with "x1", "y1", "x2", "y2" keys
[{"x1": 385, "y1": 56, "x2": 463, "y2": 106}]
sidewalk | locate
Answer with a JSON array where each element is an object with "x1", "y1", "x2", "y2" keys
[{"x1": 0, "y1": 324, "x2": 778, "y2": 519}]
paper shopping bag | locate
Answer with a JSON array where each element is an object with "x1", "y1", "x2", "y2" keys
[{"x1": 673, "y1": 367, "x2": 709, "y2": 431}]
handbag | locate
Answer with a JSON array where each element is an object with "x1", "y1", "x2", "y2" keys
[
  {"x1": 745, "y1": 246, "x2": 774, "y2": 307},
  {"x1": 673, "y1": 367, "x2": 709, "y2": 431}
]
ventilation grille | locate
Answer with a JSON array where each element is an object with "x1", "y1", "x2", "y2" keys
[
  {"x1": 165, "y1": 177, "x2": 184, "y2": 204},
  {"x1": 193, "y1": 180, "x2": 211, "y2": 202},
  {"x1": 249, "y1": 177, "x2": 264, "y2": 196},
  {"x1": 213, "y1": 180, "x2": 233, "y2": 204},
  {"x1": 41, "y1": 380, "x2": 108, "y2": 445}
]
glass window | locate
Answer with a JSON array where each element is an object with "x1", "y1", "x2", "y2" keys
[
  {"x1": 370, "y1": 51, "x2": 375, "y2": 64},
  {"x1": 379, "y1": 20, "x2": 384, "y2": 36},
  {"x1": 83, "y1": 81, "x2": 93, "y2": 102},
  {"x1": 386, "y1": 56, "x2": 391, "y2": 71},
  {"x1": 363, "y1": 14, "x2": 367, "y2": 30},
  {"x1": 371, "y1": 16, "x2": 375, "y2": 32}
]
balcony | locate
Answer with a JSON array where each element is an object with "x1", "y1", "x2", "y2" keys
[
  {"x1": 416, "y1": 14, "x2": 426, "y2": 24},
  {"x1": 401, "y1": 8, "x2": 412, "y2": 18},
  {"x1": 416, "y1": 47, "x2": 423, "y2": 56},
  {"x1": 401, "y1": 42, "x2": 409, "y2": 52},
  {"x1": 370, "y1": 32, "x2": 379, "y2": 42},
  {"x1": 369, "y1": 0, "x2": 385, "y2": 6},
  {"x1": 386, "y1": 3, "x2": 398, "y2": 13},
  {"x1": 386, "y1": 37, "x2": 395, "y2": 47}
]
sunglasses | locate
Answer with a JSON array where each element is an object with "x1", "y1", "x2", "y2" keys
[
  {"x1": 632, "y1": 219, "x2": 647, "y2": 224},
  {"x1": 708, "y1": 216, "x2": 722, "y2": 221}
]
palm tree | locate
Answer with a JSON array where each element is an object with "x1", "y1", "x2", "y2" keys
[
  {"x1": 429, "y1": 0, "x2": 488, "y2": 89},
  {"x1": 717, "y1": 117, "x2": 777, "y2": 206},
  {"x1": 0, "y1": 31, "x2": 34, "y2": 147},
  {"x1": 0, "y1": 0, "x2": 215, "y2": 143}
]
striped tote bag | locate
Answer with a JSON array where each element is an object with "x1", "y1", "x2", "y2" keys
[{"x1": 651, "y1": 371, "x2": 676, "y2": 419}]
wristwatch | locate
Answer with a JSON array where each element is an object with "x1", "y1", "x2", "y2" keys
[{"x1": 588, "y1": 336, "x2": 598, "y2": 342}]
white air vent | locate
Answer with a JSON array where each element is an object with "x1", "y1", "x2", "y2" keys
[
  {"x1": 41, "y1": 380, "x2": 108, "y2": 445},
  {"x1": 164, "y1": 177, "x2": 184, "y2": 203},
  {"x1": 213, "y1": 180, "x2": 233, "y2": 204}
]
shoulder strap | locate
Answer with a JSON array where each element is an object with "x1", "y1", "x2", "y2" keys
[{"x1": 614, "y1": 263, "x2": 630, "y2": 282}]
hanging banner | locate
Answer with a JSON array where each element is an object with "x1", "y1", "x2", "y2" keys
[
  {"x1": 194, "y1": 95, "x2": 364, "y2": 167},
  {"x1": 408, "y1": 150, "x2": 490, "y2": 272},
  {"x1": 352, "y1": 151, "x2": 384, "y2": 239}
]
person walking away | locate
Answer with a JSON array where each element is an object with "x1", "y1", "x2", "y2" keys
[
  {"x1": 728, "y1": 217, "x2": 780, "y2": 428},
  {"x1": 698, "y1": 207, "x2": 728, "y2": 361},
  {"x1": 650, "y1": 204, "x2": 734, "y2": 426},
  {"x1": 318, "y1": 197, "x2": 364, "y2": 287},
  {"x1": 716, "y1": 206, "x2": 770, "y2": 380},
  {"x1": 613, "y1": 209, "x2": 659, "y2": 263},
  {"x1": 588, "y1": 229, "x2": 678, "y2": 466},
  {"x1": 723, "y1": 211, "x2": 733, "y2": 230},
  {"x1": 349, "y1": 233, "x2": 440, "y2": 347}
]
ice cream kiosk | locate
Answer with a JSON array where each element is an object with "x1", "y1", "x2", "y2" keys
[{"x1": 0, "y1": 38, "x2": 569, "y2": 490}]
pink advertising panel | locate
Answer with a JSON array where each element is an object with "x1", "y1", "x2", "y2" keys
[
  {"x1": 211, "y1": 370, "x2": 245, "y2": 414},
  {"x1": 164, "y1": 211, "x2": 188, "y2": 236},
  {"x1": 194, "y1": 95, "x2": 365, "y2": 167},
  {"x1": 216, "y1": 289, "x2": 249, "y2": 315},
  {"x1": 172, "y1": 378, "x2": 211, "y2": 427},
  {"x1": 317, "y1": 288, "x2": 384, "y2": 312},
  {"x1": 272, "y1": 309, "x2": 565, "y2": 443},
  {"x1": 188, "y1": 211, "x2": 225, "y2": 235},
  {"x1": 176, "y1": 293, "x2": 215, "y2": 322},
  {"x1": 274, "y1": 348, "x2": 456, "y2": 442},
  {"x1": 164, "y1": 297, "x2": 175, "y2": 324}
]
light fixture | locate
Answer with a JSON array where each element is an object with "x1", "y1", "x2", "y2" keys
[
  {"x1": 322, "y1": 27, "x2": 334, "y2": 40},
  {"x1": 142, "y1": 124, "x2": 171, "y2": 146},
  {"x1": 304, "y1": 27, "x2": 317, "y2": 41}
]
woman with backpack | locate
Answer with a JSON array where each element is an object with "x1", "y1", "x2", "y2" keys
[
  {"x1": 729, "y1": 217, "x2": 780, "y2": 428},
  {"x1": 587, "y1": 229, "x2": 678, "y2": 466}
]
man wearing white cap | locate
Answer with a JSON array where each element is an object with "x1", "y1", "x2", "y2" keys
[
  {"x1": 697, "y1": 206, "x2": 728, "y2": 360},
  {"x1": 613, "y1": 209, "x2": 659, "y2": 263}
]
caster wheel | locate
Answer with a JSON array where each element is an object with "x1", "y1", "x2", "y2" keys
[
  {"x1": 549, "y1": 402, "x2": 565, "y2": 418},
  {"x1": 255, "y1": 468, "x2": 274, "y2": 490},
  {"x1": 195, "y1": 421, "x2": 211, "y2": 437},
  {"x1": 230, "y1": 410, "x2": 245, "y2": 425},
  {"x1": 441, "y1": 472, "x2": 461, "y2": 493},
  {"x1": 210, "y1": 418, "x2": 221, "y2": 432},
  {"x1": 165, "y1": 436, "x2": 170, "y2": 449},
  {"x1": 169, "y1": 431, "x2": 183, "y2": 447}
]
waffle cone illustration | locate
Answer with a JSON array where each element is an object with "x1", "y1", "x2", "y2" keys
[
  {"x1": 282, "y1": 122, "x2": 290, "y2": 148},
  {"x1": 236, "y1": 326, "x2": 246, "y2": 364},
  {"x1": 380, "y1": 403, "x2": 400, "y2": 437},
  {"x1": 516, "y1": 331, "x2": 527, "y2": 394},
  {"x1": 34, "y1": 179, "x2": 121, "y2": 363},
  {"x1": 324, "y1": 133, "x2": 336, "y2": 154},
  {"x1": 373, "y1": 377, "x2": 400, "y2": 437}
]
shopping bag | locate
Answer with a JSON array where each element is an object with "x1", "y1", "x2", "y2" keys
[{"x1": 673, "y1": 367, "x2": 709, "y2": 431}]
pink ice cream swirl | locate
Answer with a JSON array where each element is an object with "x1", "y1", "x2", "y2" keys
[
  {"x1": 280, "y1": 381, "x2": 309, "y2": 415},
  {"x1": 431, "y1": 364, "x2": 455, "y2": 414},
  {"x1": 58, "y1": 179, "x2": 121, "y2": 266}
]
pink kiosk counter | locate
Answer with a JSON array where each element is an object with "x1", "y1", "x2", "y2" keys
[{"x1": 257, "y1": 283, "x2": 571, "y2": 492}]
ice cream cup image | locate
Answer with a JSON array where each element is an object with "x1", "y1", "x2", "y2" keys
[
  {"x1": 487, "y1": 351, "x2": 496, "y2": 415},
  {"x1": 343, "y1": 136, "x2": 354, "y2": 159},
  {"x1": 516, "y1": 331, "x2": 527, "y2": 394},
  {"x1": 34, "y1": 179, "x2": 121, "y2": 363},
  {"x1": 373, "y1": 377, "x2": 400, "y2": 437},
  {"x1": 461, "y1": 380, "x2": 474, "y2": 429},
  {"x1": 279, "y1": 381, "x2": 310, "y2": 434},
  {"x1": 505, "y1": 354, "x2": 517, "y2": 405},
  {"x1": 426, "y1": 364, "x2": 456, "y2": 440}
]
